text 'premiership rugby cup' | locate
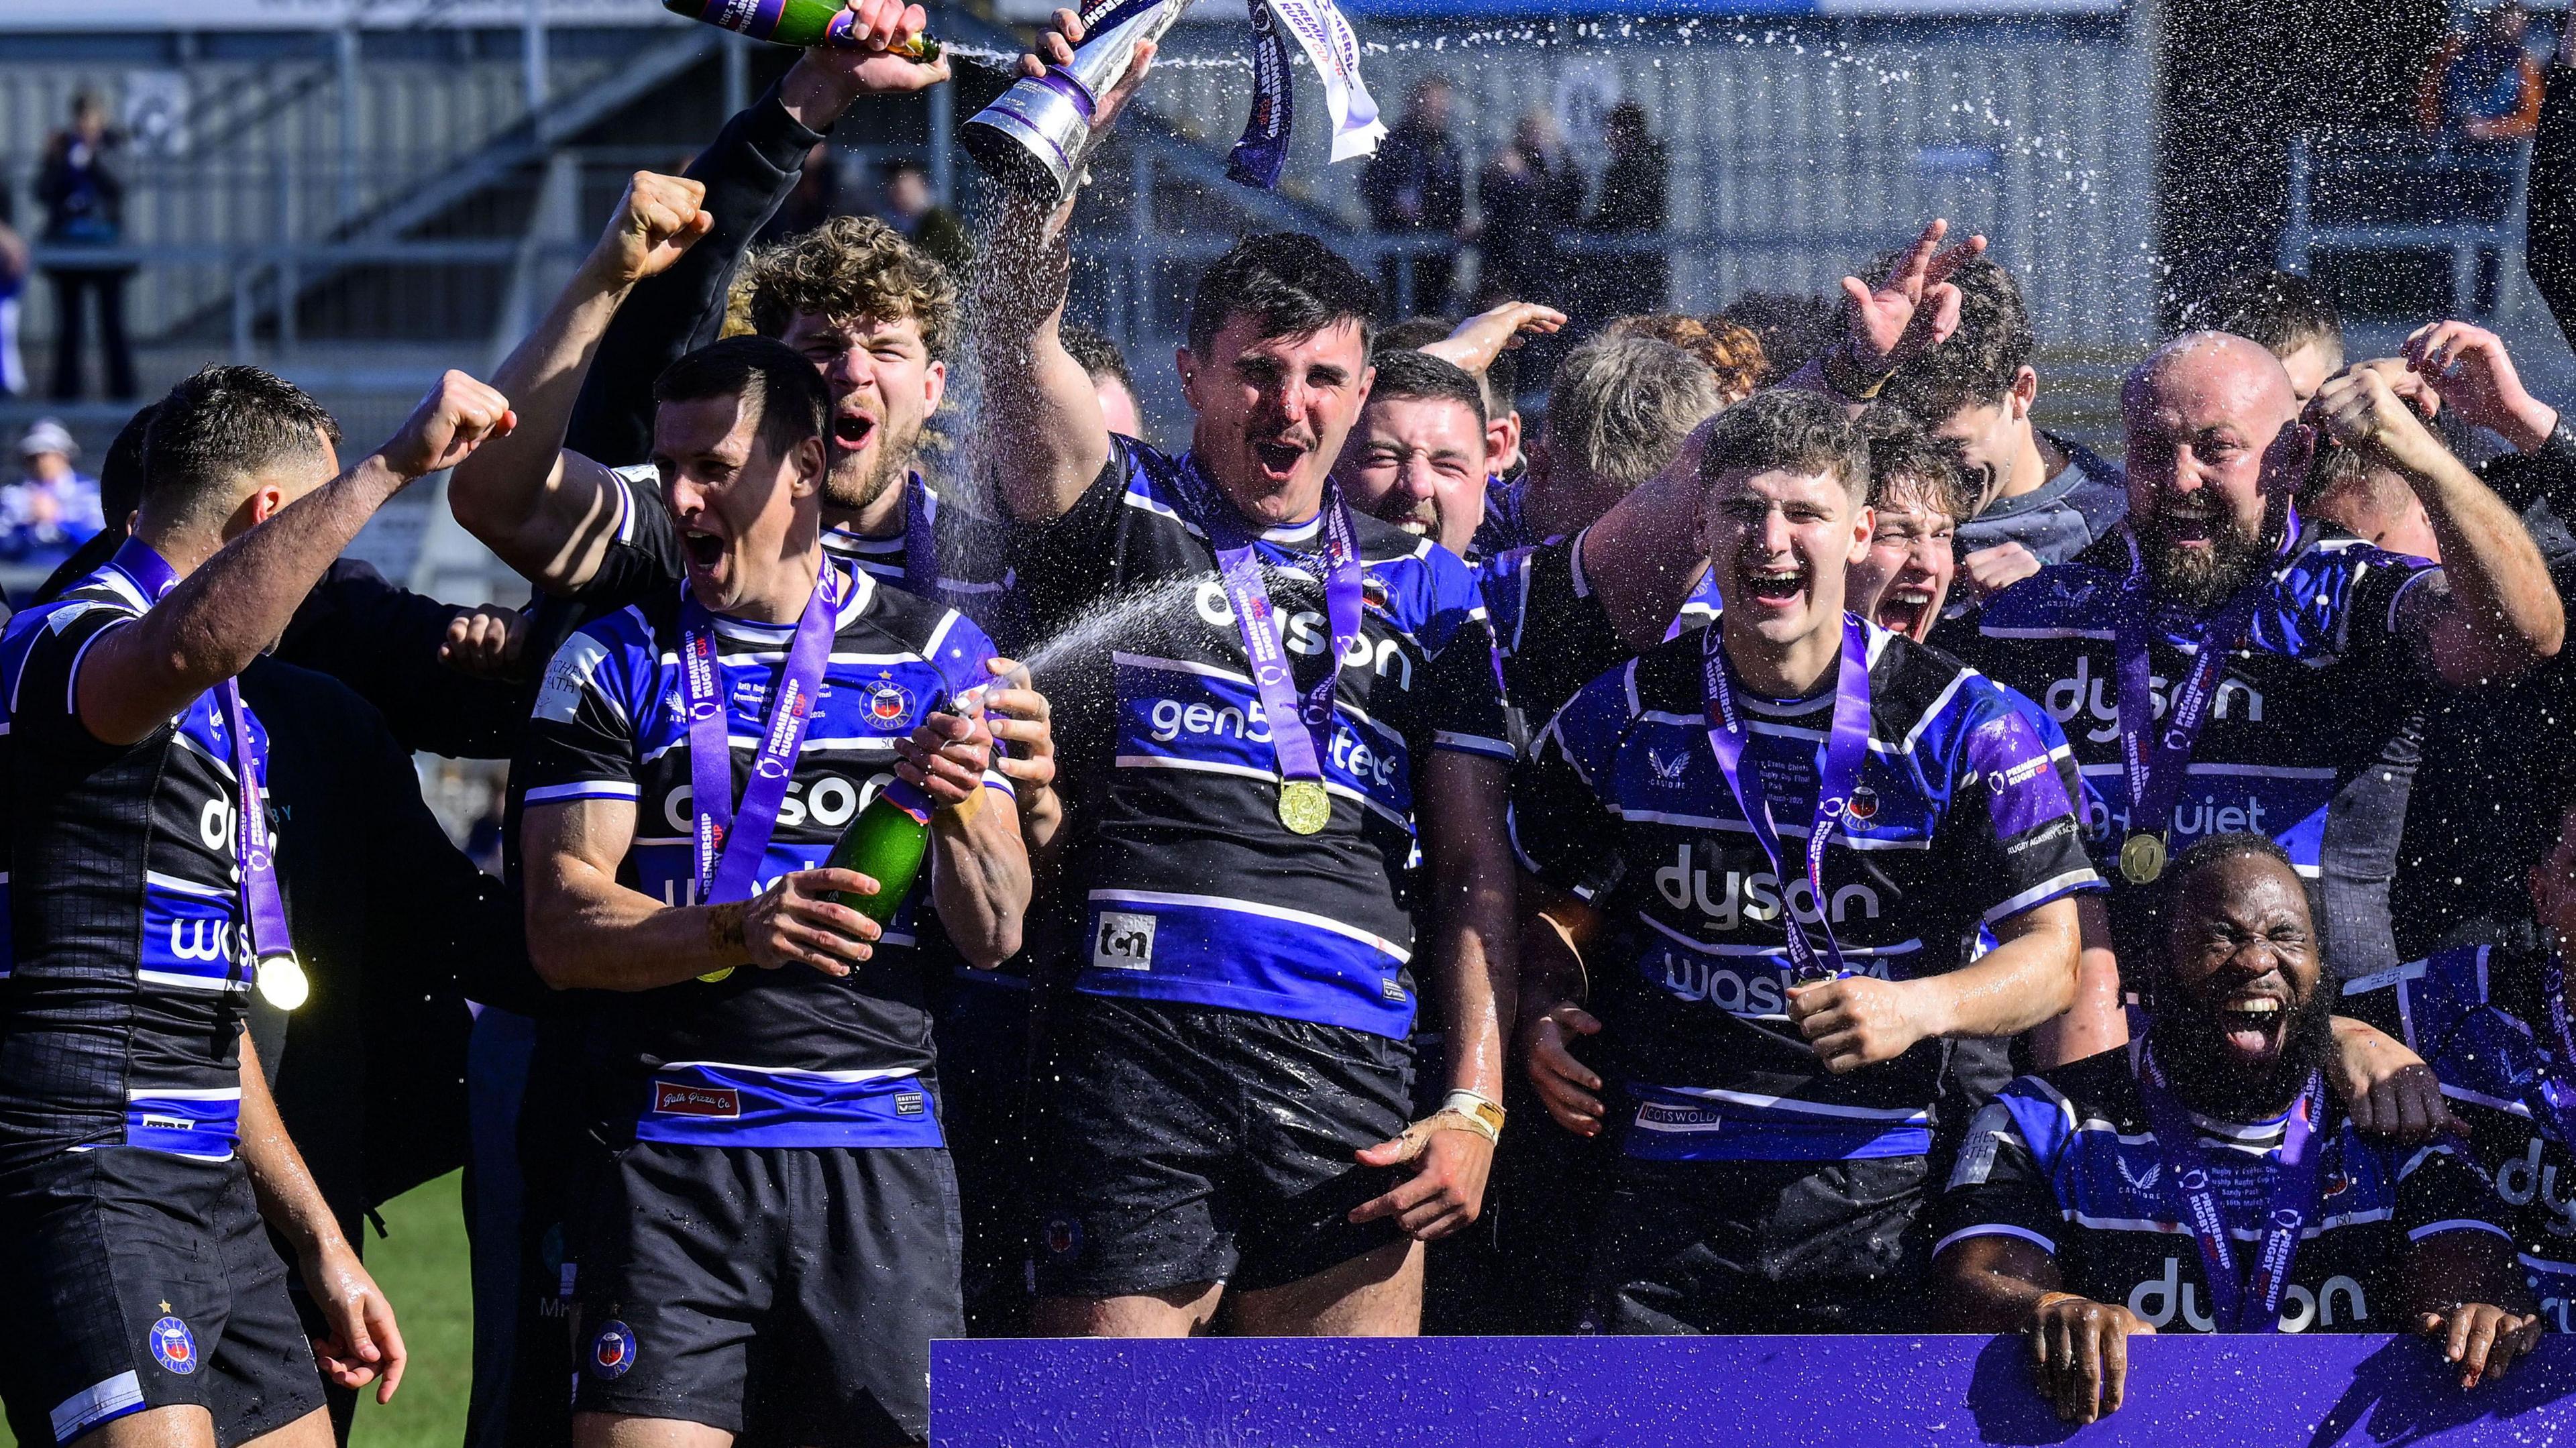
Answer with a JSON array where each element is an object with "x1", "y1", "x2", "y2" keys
[
  {"x1": 663, "y1": 0, "x2": 942, "y2": 62},
  {"x1": 822, "y1": 689, "x2": 984, "y2": 926},
  {"x1": 961, "y1": 0, "x2": 1199, "y2": 204}
]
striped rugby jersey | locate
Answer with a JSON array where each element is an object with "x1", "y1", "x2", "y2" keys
[
  {"x1": 1949, "y1": 518, "x2": 2438, "y2": 978},
  {"x1": 1938, "y1": 1044, "x2": 2507, "y2": 1333},
  {"x1": 2342, "y1": 944, "x2": 2576, "y2": 1329},
  {"x1": 521, "y1": 563, "x2": 1010, "y2": 1148},
  {"x1": 1008, "y1": 437, "x2": 1512, "y2": 1040},
  {"x1": 1509, "y1": 621, "x2": 2102, "y2": 1162},
  {"x1": 0, "y1": 539, "x2": 274, "y2": 1168}
]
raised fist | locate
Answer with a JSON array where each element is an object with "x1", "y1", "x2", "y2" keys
[
  {"x1": 380, "y1": 371, "x2": 513, "y2": 480},
  {"x1": 586, "y1": 171, "x2": 712, "y2": 286}
]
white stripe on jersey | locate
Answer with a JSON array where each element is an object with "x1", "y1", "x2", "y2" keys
[{"x1": 1088, "y1": 887, "x2": 1412, "y2": 962}]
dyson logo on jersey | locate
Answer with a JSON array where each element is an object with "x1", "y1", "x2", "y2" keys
[
  {"x1": 662, "y1": 777, "x2": 864, "y2": 834},
  {"x1": 1193, "y1": 580, "x2": 1413, "y2": 689},
  {"x1": 2492, "y1": 1137, "x2": 2576, "y2": 1232},
  {"x1": 1652, "y1": 844, "x2": 1881, "y2": 930},
  {"x1": 2043, "y1": 654, "x2": 2263, "y2": 745},
  {"x1": 2125, "y1": 1255, "x2": 2365, "y2": 1332}
]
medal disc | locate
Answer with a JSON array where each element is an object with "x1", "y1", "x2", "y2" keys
[
  {"x1": 698, "y1": 967, "x2": 737, "y2": 984},
  {"x1": 1278, "y1": 779, "x2": 1331, "y2": 835},
  {"x1": 256, "y1": 954, "x2": 310, "y2": 1011},
  {"x1": 2119, "y1": 832, "x2": 2167, "y2": 886}
]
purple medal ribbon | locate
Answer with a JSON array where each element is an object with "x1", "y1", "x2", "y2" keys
[
  {"x1": 2111, "y1": 508, "x2": 2300, "y2": 852},
  {"x1": 1187, "y1": 457, "x2": 1366, "y2": 822},
  {"x1": 106, "y1": 538, "x2": 293, "y2": 988},
  {"x1": 682, "y1": 565, "x2": 846, "y2": 905},
  {"x1": 2135, "y1": 1039, "x2": 2326, "y2": 1333},
  {"x1": 2530, "y1": 954, "x2": 2576, "y2": 1146},
  {"x1": 1698, "y1": 614, "x2": 1872, "y2": 982}
]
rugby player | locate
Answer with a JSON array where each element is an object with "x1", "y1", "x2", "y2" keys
[
  {"x1": 0, "y1": 364, "x2": 513, "y2": 1447},
  {"x1": 974, "y1": 17, "x2": 1518, "y2": 1336},
  {"x1": 520, "y1": 337, "x2": 1028, "y2": 1444},
  {"x1": 1509, "y1": 388, "x2": 2100, "y2": 1332},
  {"x1": 1335, "y1": 347, "x2": 1491, "y2": 558},
  {"x1": 1937, "y1": 834, "x2": 2536, "y2": 1424},
  {"x1": 2177, "y1": 268, "x2": 2346, "y2": 404},
  {"x1": 1953, "y1": 333, "x2": 2563, "y2": 981}
]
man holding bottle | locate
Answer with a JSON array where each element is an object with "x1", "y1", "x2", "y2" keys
[{"x1": 519, "y1": 337, "x2": 1028, "y2": 1447}]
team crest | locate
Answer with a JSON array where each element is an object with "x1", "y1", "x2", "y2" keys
[
  {"x1": 148, "y1": 1315, "x2": 197, "y2": 1375},
  {"x1": 865, "y1": 674, "x2": 915, "y2": 731},
  {"x1": 590, "y1": 1320, "x2": 637, "y2": 1379}
]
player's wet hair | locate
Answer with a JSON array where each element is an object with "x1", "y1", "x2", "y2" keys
[
  {"x1": 1548, "y1": 336, "x2": 1722, "y2": 492},
  {"x1": 737, "y1": 214, "x2": 959, "y2": 358},
  {"x1": 1187, "y1": 233, "x2": 1379, "y2": 358},
  {"x1": 140, "y1": 366, "x2": 341, "y2": 535},
  {"x1": 654, "y1": 335, "x2": 834, "y2": 465},
  {"x1": 1861, "y1": 406, "x2": 1972, "y2": 524},
  {"x1": 1365, "y1": 348, "x2": 1487, "y2": 430},
  {"x1": 2178, "y1": 268, "x2": 2344, "y2": 368},
  {"x1": 1697, "y1": 386, "x2": 1870, "y2": 504},
  {"x1": 1878, "y1": 256, "x2": 2035, "y2": 421}
]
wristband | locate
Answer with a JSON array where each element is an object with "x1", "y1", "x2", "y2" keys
[
  {"x1": 1441, "y1": 1090, "x2": 1505, "y2": 1141},
  {"x1": 1821, "y1": 341, "x2": 1894, "y2": 402}
]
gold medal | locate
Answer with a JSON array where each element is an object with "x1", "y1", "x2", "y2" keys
[
  {"x1": 1277, "y1": 779, "x2": 1331, "y2": 836},
  {"x1": 256, "y1": 953, "x2": 310, "y2": 1011},
  {"x1": 2119, "y1": 832, "x2": 2168, "y2": 887},
  {"x1": 698, "y1": 967, "x2": 737, "y2": 984}
]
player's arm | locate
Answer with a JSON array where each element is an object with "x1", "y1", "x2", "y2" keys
[
  {"x1": 447, "y1": 172, "x2": 710, "y2": 592},
  {"x1": 2308, "y1": 365, "x2": 2565, "y2": 685},
  {"x1": 76, "y1": 373, "x2": 511, "y2": 745},
  {"x1": 1517, "y1": 877, "x2": 1608, "y2": 1135},
  {"x1": 1792, "y1": 894, "x2": 2081, "y2": 1072},
  {"x1": 522, "y1": 795, "x2": 884, "y2": 990},
  {"x1": 983, "y1": 657, "x2": 1067, "y2": 873},
  {"x1": 236, "y1": 1030, "x2": 407, "y2": 1404},
  {"x1": 2025, "y1": 894, "x2": 2127, "y2": 1068},
  {"x1": 896, "y1": 708, "x2": 1030, "y2": 968},
  {"x1": 1352, "y1": 751, "x2": 1517, "y2": 1241},
  {"x1": 2407, "y1": 1207, "x2": 2544, "y2": 1388},
  {"x1": 973, "y1": 9, "x2": 1157, "y2": 523}
]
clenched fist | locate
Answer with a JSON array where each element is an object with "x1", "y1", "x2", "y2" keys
[
  {"x1": 379, "y1": 370, "x2": 513, "y2": 480},
  {"x1": 584, "y1": 171, "x2": 712, "y2": 287}
]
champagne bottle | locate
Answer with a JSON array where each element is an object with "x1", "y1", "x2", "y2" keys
[
  {"x1": 663, "y1": 0, "x2": 941, "y2": 61},
  {"x1": 824, "y1": 776, "x2": 934, "y2": 926}
]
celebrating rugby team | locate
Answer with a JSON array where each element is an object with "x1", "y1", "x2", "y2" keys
[{"x1": 9, "y1": 2, "x2": 2576, "y2": 1445}]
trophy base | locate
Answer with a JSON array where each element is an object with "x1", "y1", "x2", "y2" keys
[{"x1": 963, "y1": 105, "x2": 1079, "y2": 205}]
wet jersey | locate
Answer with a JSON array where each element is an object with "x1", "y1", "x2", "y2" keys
[
  {"x1": 1508, "y1": 622, "x2": 2101, "y2": 1162},
  {"x1": 587, "y1": 462, "x2": 1022, "y2": 650},
  {"x1": 1938, "y1": 1045, "x2": 2507, "y2": 1333},
  {"x1": 521, "y1": 563, "x2": 1010, "y2": 1148},
  {"x1": 1008, "y1": 437, "x2": 1512, "y2": 1040},
  {"x1": 1477, "y1": 526, "x2": 1723, "y2": 730},
  {"x1": 1952, "y1": 519, "x2": 2438, "y2": 978},
  {"x1": 0, "y1": 539, "x2": 276, "y2": 1169},
  {"x1": 2341, "y1": 944, "x2": 2576, "y2": 1328}
]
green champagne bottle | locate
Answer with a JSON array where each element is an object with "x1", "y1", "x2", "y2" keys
[
  {"x1": 824, "y1": 775, "x2": 934, "y2": 926},
  {"x1": 662, "y1": 0, "x2": 941, "y2": 61}
]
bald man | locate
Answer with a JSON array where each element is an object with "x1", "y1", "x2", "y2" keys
[{"x1": 1948, "y1": 331, "x2": 2561, "y2": 979}]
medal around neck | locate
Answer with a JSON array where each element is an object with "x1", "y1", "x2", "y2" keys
[
  {"x1": 256, "y1": 952, "x2": 309, "y2": 1011},
  {"x1": 1278, "y1": 779, "x2": 1331, "y2": 835},
  {"x1": 2119, "y1": 831, "x2": 2167, "y2": 886}
]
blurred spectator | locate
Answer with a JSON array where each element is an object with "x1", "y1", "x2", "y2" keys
[
  {"x1": 1061, "y1": 323, "x2": 1142, "y2": 441},
  {"x1": 1602, "y1": 313, "x2": 1766, "y2": 406},
  {"x1": 755, "y1": 141, "x2": 844, "y2": 244},
  {"x1": 0, "y1": 185, "x2": 25, "y2": 397},
  {"x1": 35, "y1": 92, "x2": 136, "y2": 401},
  {"x1": 1713, "y1": 290, "x2": 1841, "y2": 385},
  {"x1": 1360, "y1": 76, "x2": 1468, "y2": 315},
  {"x1": 1582, "y1": 103, "x2": 1670, "y2": 321},
  {"x1": 4, "y1": 417, "x2": 103, "y2": 563},
  {"x1": 2422, "y1": 2, "x2": 2544, "y2": 142},
  {"x1": 876, "y1": 157, "x2": 971, "y2": 280},
  {"x1": 1475, "y1": 109, "x2": 1585, "y2": 310}
]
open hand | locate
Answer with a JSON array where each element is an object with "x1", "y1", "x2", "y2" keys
[{"x1": 1841, "y1": 218, "x2": 1988, "y2": 372}]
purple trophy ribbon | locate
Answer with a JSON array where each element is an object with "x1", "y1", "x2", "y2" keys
[
  {"x1": 1228, "y1": 1, "x2": 1295, "y2": 189},
  {"x1": 682, "y1": 563, "x2": 847, "y2": 906},
  {"x1": 2135, "y1": 1038, "x2": 2327, "y2": 1333},
  {"x1": 1698, "y1": 614, "x2": 1872, "y2": 982}
]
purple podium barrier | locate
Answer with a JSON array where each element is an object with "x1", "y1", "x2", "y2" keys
[{"x1": 932, "y1": 1333, "x2": 2576, "y2": 1445}]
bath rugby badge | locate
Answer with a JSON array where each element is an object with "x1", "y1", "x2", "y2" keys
[
  {"x1": 590, "y1": 1321, "x2": 637, "y2": 1379},
  {"x1": 865, "y1": 673, "x2": 915, "y2": 730},
  {"x1": 148, "y1": 1315, "x2": 198, "y2": 1374}
]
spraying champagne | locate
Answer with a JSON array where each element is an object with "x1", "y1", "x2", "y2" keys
[
  {"x1": 822, "y1": 689, "x2": 989, "y2": 928},
  {"x1": 663, "y1": 0, "x2": 941, "y2": 62}
]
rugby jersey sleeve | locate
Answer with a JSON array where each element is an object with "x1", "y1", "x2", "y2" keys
[
  {"x1": 1933, "y1": 1083, "x2": 2072, "y2": 1262},
  {"x1": 1942, "y1": 680, "x2": 2104, "y2": 927},
  {"x1": 1417, "y1": 547, "x2": 1514, "y2": 763},
  {"x1": 521, "y1": 617, "x2": 647, "y2": 807},
  {"x1": 1505, "y1": 665, "x2": 1633, "y2": 901},
  {"x1": 2390, "y1": 1139, "x2": 2516, "y2": 1247},
  {"x1": 0, "y1": 595, "x2": 142, "y2": 758},
  {"x1": 2307, "y1": 538, "x2": 2440, "y2": 671},
  {"x1": 563, "y1": 463, "x2": 686, "y2": 608}
]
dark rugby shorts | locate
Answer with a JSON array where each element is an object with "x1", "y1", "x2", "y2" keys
[
  {"x1": 570, "y1": 1138, "x2": 963, "y2": 1447},
  {"x1": 1030, "y1": 993, "x2": 1415, "y2": 1298},
  {"x1": 0, "y1": 1147, "x2": 325, "y2": 1447}
]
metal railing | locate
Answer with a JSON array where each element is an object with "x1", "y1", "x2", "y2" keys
[{"x1": 2279, "y1": 132, "x2": 2531, "y2": 319}]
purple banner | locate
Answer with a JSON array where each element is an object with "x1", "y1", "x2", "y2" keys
[{"x1": 932, "y1": 1334, "x2": 2576, "y2": 1445}]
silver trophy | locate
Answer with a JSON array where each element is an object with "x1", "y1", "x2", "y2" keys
[{"x1": 963, "y1": 0, "x2": 1199, "y2": 205}]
